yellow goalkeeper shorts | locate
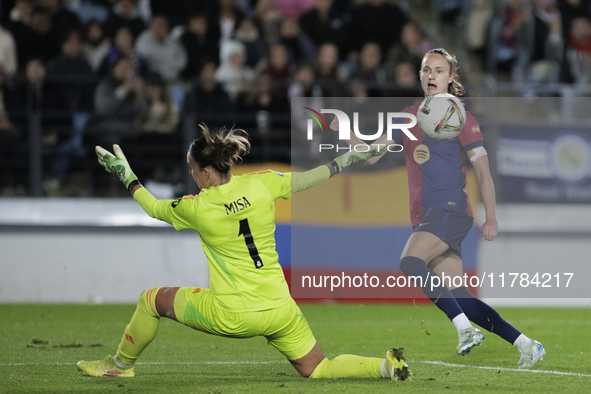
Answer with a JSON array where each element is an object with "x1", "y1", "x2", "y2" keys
[{"x1": 173, "y1": 287, "x2": 316, "y2": 360}]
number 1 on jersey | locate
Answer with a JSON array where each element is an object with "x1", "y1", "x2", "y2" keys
[{"x1": 238, "y1": 218, "x2": 263, "y2": 269}]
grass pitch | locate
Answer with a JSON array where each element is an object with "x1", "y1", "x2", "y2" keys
[{"x1": 1, "y1": 303, "x2": 589, "y2": 393}]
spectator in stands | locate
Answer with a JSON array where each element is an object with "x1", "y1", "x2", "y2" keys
[
  {"x1": 530, "y1": 0, "x2": 564, "y2": 83},
  {"x1": 276, "y1": 0, "x2": 315, "y2": 19},
  {"x1": 82, "y1": 19, "x2": 110, "y2": 73},
  {"x1": 465, "y1": 0, "x2": 494, "y2": 61},
  {"x1": 179, "y1": 14, "x2": 219, "y2": 81},
  {"x1": 39, "y1": 0, "x2": 82, "y2": 46},
  {"x1": 208, "y1": 0, "x2": 246, "y2": 44},
  {"x1": 348, "y1": 77, "x2": 369, "y2": 99},
  {"x1": 261, "y1": 43, "x2": 292, "y2": 97},
  {"x1": 558, "y1": 0, "x2": 591, "y2": 41},
  {"x1": 314, "y1": 42, "x2": 341, "y2": 97},
  {"x1": 215, "y1": 39, "x2": 254, "y2": 101},
  {"x1": 434, "y1": 0, "x2": 464, "y2": 23},
  {"x1": 135, "y1": 73, "x2": 179, "y2": 134},
  {"x1": 351, "y1": 0, "x2": 408, "y2": 55},
  {"x1": 253, "y1": 0, "x2": 282, "y2": 44},
  {"x1": 299, "y1": 0, "x2": 351, "y2": 59},
  {"x1": 237, "y1": 71, "x2": 290, "y2": 114},
  {"x1": 349, "y1": 41, "x2": 388, "y2": 97},
  {"x1": 9, "y1": 58, "x2": 72, "y2": 193},
  {"x1": 103, "y1": 0, "x2": 145, "y2": 40},
  {"x1": 189, "y1": 61, "x2": 233, "y2": 129},
  {"x1": 135, "y1": 15, "x2": 187, "y2": 82},
  {"x1": 98, "y1": 26, "x2": 147, "y2": 77},
  {"x1": 390, "y1": 61, "x2": 423, "y2": 97},
  {"x1": 234, "y1": 18, "x2": 268, "y2": 69},
  {"x1": 0, "y1": 25, "x2": 17, "y2": 77},
  {"x1": 277, "y1": 16, "x2": 316, "y2": 66},
  {"x1": 497, "y1": 0, "x2": 530, "y2": 73},
  {"x1": 236, "y1": 72, "x2": 290, "y2": 160},
  {"x1": 87, "y1": 56, "x2": 147, "y2": 144},
  {"x1": 16, "y1": 9, "x2": 61, "y2": 67},
  {"x1": 9, "y1": 59, "x2": 64, "y2": 122},
  {"x1": 0, "y1": 65, "x2": 16, "y2": 139},
  {"x1": 288, "y1": 63, "x2": 323, "y2": 99},
  {"x1": 7, "y1": 0, "x2": 34, "y2": 67},
  {"x1": 0, "y1": 64, "x2": 21, "y2": 195},
  {"x1": 150, "y1": 0, "x2": 202, "y2": 29},
  {"x1": 565, "y1": 16, "x2": 591, "y2": 84},
  {"x1": 8, "y1": 0, "x2": 34, "y2": 26},
  {"x1": 386, "y1": 22, "x2": 427, "y2": 76},
  {"x1": 46, "y1": 29, "x2": 94, "y2": 112},
  {"x1": 288, "y1": 64, "x2": 324, "y2": 148}
]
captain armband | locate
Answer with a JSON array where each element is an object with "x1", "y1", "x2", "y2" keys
[{"x1": 469, "y1": 146, "x2": 487, "y2": 163}]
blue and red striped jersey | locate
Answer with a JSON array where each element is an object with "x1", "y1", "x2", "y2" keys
[{"x1": 391, "y1": 103, "x2": 484, "y2": 227}]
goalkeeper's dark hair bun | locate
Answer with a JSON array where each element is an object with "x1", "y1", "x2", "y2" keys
[{"x1": 189, "y1": 123, "x2": 250, "y2": 175}]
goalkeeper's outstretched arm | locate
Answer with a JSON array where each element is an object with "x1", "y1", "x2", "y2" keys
[
  {"x1": 291, "y1": 144, "x2": 385, "y2": 194},
  {"x1": 96, "y1": 143, "x2": 384, "y2": 220},
  {"x1": 95, "y1": 144, "x2": 176, "y2": 225},
  {"x1": 328, "y1": 116, "x2": 389, "y2": 166}
]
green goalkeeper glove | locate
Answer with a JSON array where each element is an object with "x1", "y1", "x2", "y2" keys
[
  {"x1": 328, "y1": 144, "x2": 386, "y2": 177},
  {"x1": 95, "y1": 144, "x2": 140, "y2": 192}
]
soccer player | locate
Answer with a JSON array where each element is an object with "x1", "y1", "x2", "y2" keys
[
  {"x1": 335, "y1": 48, "x2": 545, "y2": 368},
  {"x1": 76, "y1": 124, "x2": 411, "y2": 380}
]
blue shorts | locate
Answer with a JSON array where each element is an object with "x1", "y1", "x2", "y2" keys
[{"x1": 413, "y1": 208, "x2": 474, "y2": 258}]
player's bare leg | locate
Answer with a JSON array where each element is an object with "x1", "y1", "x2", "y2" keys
[
  {"x1": 155, "y1": 286, "x2": 179, "y2": 321},
  {"x1": 428, "y1": 253, "x2": 464, "y2": 289},
  {"x1": 290, "y1": 343, "x2": 326, "y2": 377},
  {"x1": 399, "y1": 232, "x2": 483, "y2": 355},
  {"x1": 401, "y1": 231, "x2": 450, "y2": 263}
]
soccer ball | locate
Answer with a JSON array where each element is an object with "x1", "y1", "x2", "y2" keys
[{"x1": 417, "y1": 93, "x2": 466, "y2": 141}]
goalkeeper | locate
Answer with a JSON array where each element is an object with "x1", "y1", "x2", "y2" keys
[{"x1": 77, "y1": 123, "x2": 411, "y2": 381}]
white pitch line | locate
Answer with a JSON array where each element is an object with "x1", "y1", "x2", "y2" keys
[
  {"x1": 422, "y1": 360, "x2": 591, "y2": 378},
  {"x1": 1, "y1": 361, "x2": 285, "y2": 367},
  {"x1": 3, "y1": 360, "x2": 590, "y2": 378}
]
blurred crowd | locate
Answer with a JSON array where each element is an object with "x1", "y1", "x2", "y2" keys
[
  {"x1": 0, "y1": 0, "x2": 589, "y2": 196},
  {"x1": 480, "y1": 0, "x2": 591, "y2": 86}
]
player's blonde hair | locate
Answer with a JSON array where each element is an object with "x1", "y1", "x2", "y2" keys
[
  {"x1": 423, "y1": 48, "x2": 465, "y2": 97},
  {"x1": 189, "y1": 123, "x2": 250, "y2": 175}
]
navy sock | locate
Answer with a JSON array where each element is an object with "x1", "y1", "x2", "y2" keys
[
  {"x1": 451, "y1": 286, "x2": 521, "y2": 344},
  {"x1": 399, "y1": 256, "x2": 464, "y2": 321}
]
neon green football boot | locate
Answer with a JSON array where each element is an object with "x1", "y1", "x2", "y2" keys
[
  {"x1": 77, "y1": 355, "x2": 135, "y2": 377},
  {"x1": 385, "y1": 347, "x2": 412, "y2": 381}
]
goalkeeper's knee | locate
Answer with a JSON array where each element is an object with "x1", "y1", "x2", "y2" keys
[{"x1": 138, "y1": 287, "x2": 161, "y2": 318}]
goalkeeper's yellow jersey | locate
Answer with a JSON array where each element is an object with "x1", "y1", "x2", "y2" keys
[{"x1": 137, "y1": 170, "x2": 293, "y2": 313}]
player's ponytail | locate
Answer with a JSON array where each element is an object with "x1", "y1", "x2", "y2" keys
[
  {"x1": 189, "y1": 123, "x2": 251, "y2": 175},
  {"x1": 425, "y1": 48, "x2": 465, "y2": 97}
]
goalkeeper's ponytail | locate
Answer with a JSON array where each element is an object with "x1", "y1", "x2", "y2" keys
[{"x1": 189, "y1": 123, "x2": 251, "y2": 175}]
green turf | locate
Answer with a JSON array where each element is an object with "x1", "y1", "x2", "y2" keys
[{"x1": 0, "y1": 303, "x2": 589, "y2": 393}]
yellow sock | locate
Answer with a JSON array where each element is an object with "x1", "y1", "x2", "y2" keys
[
  {"x1": 309, "y1": 355, "x2": 385, "y2": 379},
  {"x1": 116, "y1": 286, "x2": 162, "y2": 365}
]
